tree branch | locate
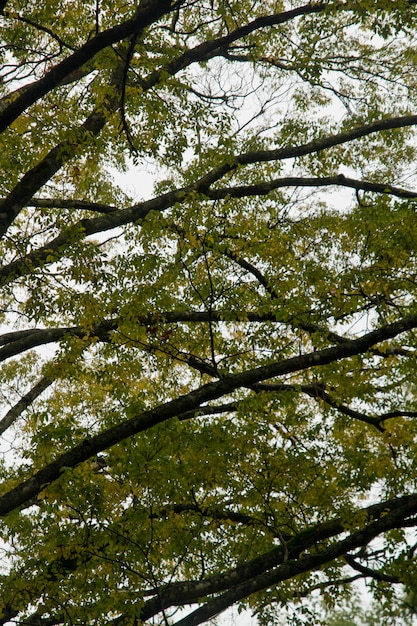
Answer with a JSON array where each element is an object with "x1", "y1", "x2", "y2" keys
[
  {"x1": 111, "y1": 494, "x2": 417, "y2": 624},
  {"x1": 0, "y1": 63, "x2": 125, "y2": 237},
  {"x1": 207, "y1": 175, "x2": 417, "y2": 200},
  {"x1": 0, "y1": 0, "x2": 173, "y2": 133},
  {"x1": 25, "y1": 198, "x2": 119, "y2": 214},
  {"x1": 197, "y1": 114, "x2": 417, "y2": 190},
  {"x1": 345, "y1": 554, "x2": 400, "y2": 583},
  {"x1": 2, "y1": 108, "x2": 417, "y2": 286},
  {"x1": 0, "y1": 376, "x2": 52, "y2": 435},
  {"x1": 170, "y1": 495, "x2": 417, "y2": 626},
  {"x1": 0, "y1": 314, "x2": 417, "y2": 516}
]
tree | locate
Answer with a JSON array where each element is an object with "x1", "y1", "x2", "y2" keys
[{"x1": 2, "y1": 0, "x2": 417, "y2": 624}]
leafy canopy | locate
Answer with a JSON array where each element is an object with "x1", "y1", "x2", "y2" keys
[{"x1": 1, "y1": 0, "x2": 417, "y2": 624}]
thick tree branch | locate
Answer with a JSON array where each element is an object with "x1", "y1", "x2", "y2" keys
[
  {"x1": 170, "y1": 496, "x2": 417, "y2": 626},
  {"x1": 0, "y1": 310, "x2": 288, "y2": 362},
  {"x1": 0, "y1": 0, "x2": 173, "y2": 133},
  {"x1": 197, "y1": 114, "x2": 417, "y2": 190},
  {"x1": 0, "y1": 323, "x2": 114, "y2": 362},
  {"x1": 4, "y1": 493, "x2": 413, "y2": 626},
  {"x1": 0, "y1": 302, "x2": 391, "y2": 366},
  {"x1": 0, "y1": 64, "x2": 125, "y2": 237},
  {"x1": 140, "y1": 3, "x2": 329, "y2": 87},
  {"x1": 2, "y1": 2, "x2": 417, "y2": 625},
  {"x1": 0, "y1": 2, "x2": 331, "y2": 135},
  {"x1": 2, "y1": 109, "x2": 416, "y2": 286},
  {"x1": 110, "y1": 494, "x2": 417, "y2": 624},
  {"x1": 0, "y1": 314, "x2": 416, "y2": 516}
]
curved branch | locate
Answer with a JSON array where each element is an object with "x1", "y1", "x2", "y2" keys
[
  {"x1": 3, "y1": 11, "x2": 75, "y2": 53},
  {"x1": 3, "y1": 108, "x2": 417, "y2": 286},
  {"x1": 197, "y1": 114, "x2": 417, "y2": 190},
  {"x1": 269, "y1": 382, "x2": 384, "y2": 425},
  {"x1": 250, "y1": 381, "x2": 417, "y2": 431},
  {"x1": 140, "y1": 2, "x2": 329, "y2": 87},
  {"x1": 111, "y1": 494, "x2": 417, "y2": 624},
  {"x1": 345, "y1": 554, "x2": 400, "y2": 583},
  {"x1": 170, "y1": 495, "x2": 417, "y2": 626},
  {"x1": 0, "y1": 0, "x2": 173, "y2": 133},
  {"x1": 0, "y1": 314, "x2": 416, "y2": 516},
  {"x1": 207, "y1": 175, "x2": 417, "y2": 200},
  {"x1": 302, "y1": 385, "x2": 417, "y2": 430},
  {"x1": 0, "y1": 63, "x2": 124, "y2": 237}
]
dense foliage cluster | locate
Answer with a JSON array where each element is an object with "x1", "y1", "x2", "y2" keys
[{"x1": 2, "y1": 0, "x2": 417, "y2": 624}]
